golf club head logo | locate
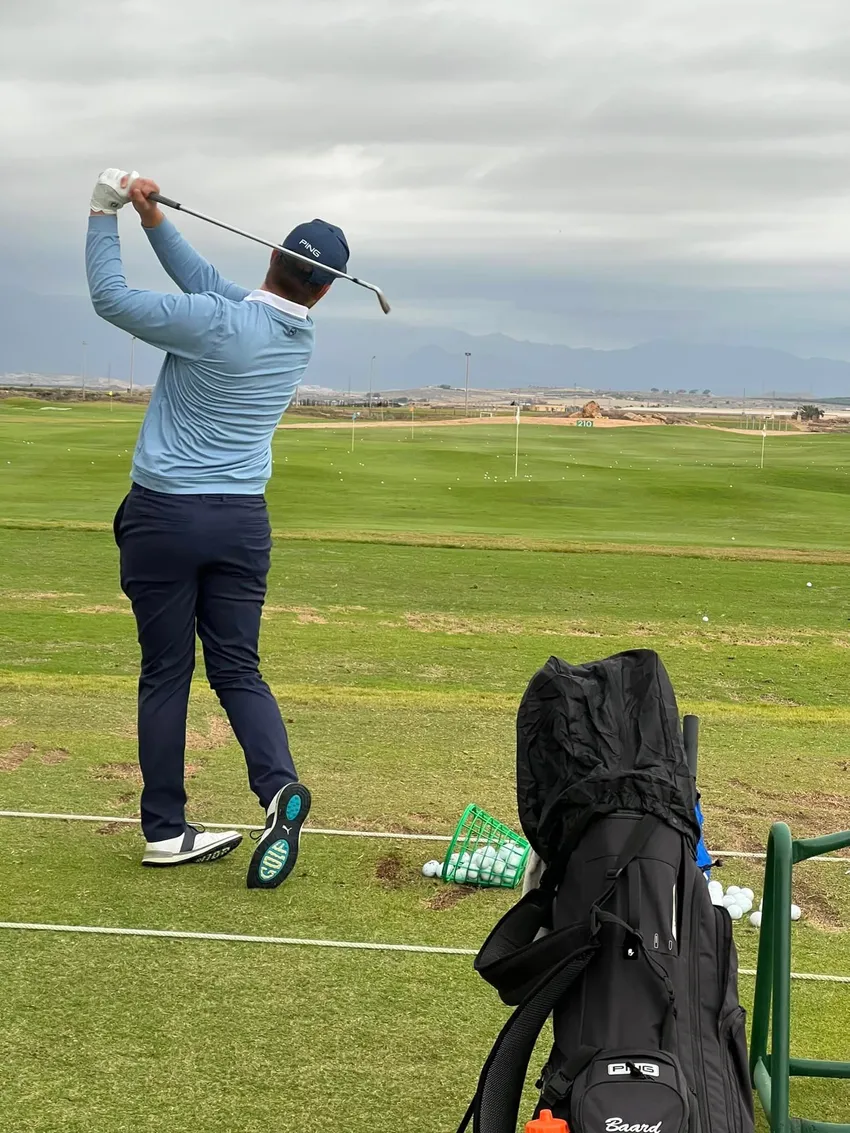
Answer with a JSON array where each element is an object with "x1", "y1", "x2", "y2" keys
[{"x1": 259, "y1": 839, "x2": 290, "y2": 882}]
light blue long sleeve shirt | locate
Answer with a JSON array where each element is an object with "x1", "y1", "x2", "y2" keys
[{"x1": 85, "y1": 214, "x2": 315, "y2": 494}]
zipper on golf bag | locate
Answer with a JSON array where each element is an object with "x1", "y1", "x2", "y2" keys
[{"x1": 541, "y1": 1049, "x2": 690, "y2": 1133}]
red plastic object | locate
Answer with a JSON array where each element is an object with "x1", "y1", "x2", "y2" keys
[{"x1": 525, "y1": 1109, "x2": 569, "y2": 1133}]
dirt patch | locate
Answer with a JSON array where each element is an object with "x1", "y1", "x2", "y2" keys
[
  {"x1": 74, "y1": 604, "x2": 132, "y2": 615},
  {"x1": 186, "y1": 716, "x2": 233, "y2": 751},
  {"x1": 95, "y1": 760, "x2": 202, "y2": 784},
  {"x1": 94, "y1": 761, "x2": 142, "y2": 783},
  {"x1": 96, "y1": 821, "x2": 128, "y2": 835},
  {"x1": 404, "y1": 612, "x2": 603, "y2": 638},
  {"x1": 265, "y1": 605, "x2": 328, "y2": 624},
  {"x1": 425, "y1": 886, "x2": 477, "y2": 910},
  {"x1": 722, "y1": 780, "x2": 850, "y2": 835},
  {"x1": 792, "y1": 875, "x2": 845, "y2": 932},
  {"x1": 406, "y1": 613, "x2": 474, "y2": 635},
  {"x1": 0, "y1": 741, "x2": 37, "y2": 772},
  {"x1": 39, "y1": 748, "x2": 69, "y2": 765},
  {"x1": 0, "y1": 718, "x2": 16, "y2": 728},
  {"x1": 2, "y1": 590, "x2": 82, "y2": 600},
  {"x1": 375, "y1": 852, "x2": 406, "y2": 887}
]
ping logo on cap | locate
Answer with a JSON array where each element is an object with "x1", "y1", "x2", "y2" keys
[{"x1": 299, "y1": 239, "x2": 322, "y2": 258}]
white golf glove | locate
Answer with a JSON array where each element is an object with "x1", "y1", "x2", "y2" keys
[{"x1": 90, "y1": 168, "x2": 140, "y2": 214}]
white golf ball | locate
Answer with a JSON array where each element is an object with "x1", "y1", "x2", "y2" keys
[
  {"x1": 806, "y1": 582, "x2": 813, "y2": 588},
  {"x1": 726, "y1": 886, "x2": 741, "y2": 896},
  {"x1": 738, "y1": 897, "x2": 753, "y2": 914},
  {"x1": 454, "y1": 867, "x2": 468, "y2": 883},
  {"x1": 722, "y1": 894, "x2": 739, "y2": 908},
  {"x1": 790, "y1": 904, "x2": 801, "y2": 921},
  {"x1": 750, "y1": 911, "x2": 762, "y2": 928},
  {"x1": 421, "y1": 860, "x2": 440, "y2": 878},
  {"x1": 702, "y1": 616, "x2": 709, "y2": 622},
  {"x1": 740, "y1": 888, "x2": 754, "y2": 901},
  {"x1": 727, "y1": 904, "x2": 744, "y2": 921}
]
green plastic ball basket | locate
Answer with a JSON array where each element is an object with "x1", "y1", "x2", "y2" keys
[{"x1": 442, "y1": 804, "x2": 531, "y2": 889}]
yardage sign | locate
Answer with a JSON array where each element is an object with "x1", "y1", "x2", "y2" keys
[{"x1": 575, "y1": 419, "x2": 594, "y2": 428}]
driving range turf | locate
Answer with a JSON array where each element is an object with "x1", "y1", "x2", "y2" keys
[{"x1": 0, "y1": 398, "x2": 847, "y2": 1132}]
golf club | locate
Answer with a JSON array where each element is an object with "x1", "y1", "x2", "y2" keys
[{"x1": 149, "y1": 192, "x2": 391, "y2": 314}]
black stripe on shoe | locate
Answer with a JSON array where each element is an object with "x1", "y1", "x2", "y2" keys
[
  {"x1": 246, "y1": 783, "x2": 312, "y2": 889},
  {"x1": 142, "y1": 828, "x2": 243, "y2": 867}
]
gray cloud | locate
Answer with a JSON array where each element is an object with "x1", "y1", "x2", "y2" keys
[{"x1": 5, "y1": 0, "x2": 850, "y2": 359}]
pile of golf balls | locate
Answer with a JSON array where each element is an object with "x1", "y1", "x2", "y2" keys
[
  {"x1": 707, "y1": 880, "x2": 755, "y2": 920},
  {"x1": 705, "y1": 878, "x2": 801, "y2": 926},
  {"x1": 422, "y1": 841, "x2": 526, "y2": 885}
]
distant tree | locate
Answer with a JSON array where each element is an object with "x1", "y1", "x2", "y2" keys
[
  {"x1": 798, "y1": 404, "x2": 823, "y2": 421},
  {"x1": 675, "y1": 388, "x2": 687, "y2": 395},
  {"x1": 688, "y1": 389, "x2": 699, "y2": 395},
  {"x1": 437, "y1": 383, "x2": 451, "y2": 390},
  {"x1": 650, "y1": 387, "x2": 659, "y2": 393},
  {"x1": 702, "y1": 389, "x2": 711, "y2": 396}
]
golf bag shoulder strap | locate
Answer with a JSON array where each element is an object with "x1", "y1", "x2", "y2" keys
[
  {"x1": 475, "y1": 815, "x2": 663, "y2": 1007},
  {"x1": 457, "y1": 940, "x2": 600, "y2": 1133},
  {"x1": 474, "y1": 887, "x2": 560, "y2": 1004}
]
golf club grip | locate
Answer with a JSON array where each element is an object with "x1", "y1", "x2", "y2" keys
[{"x1": 149, "y1": 192, "x2": 182, "y2": 210}]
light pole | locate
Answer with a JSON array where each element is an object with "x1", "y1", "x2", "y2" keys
[
  {"x1": 81, "y1": 341, "x2": 87, "y2": 401},
  {"x1": 368, "y1": 355, "x2": 376, "y2": 414},
  {"x1": 464, "y1": 352, "x2": 471, "y2": 418},
  {"x1": 129, "y1": 336, "x2": 136, "y2": 394}
]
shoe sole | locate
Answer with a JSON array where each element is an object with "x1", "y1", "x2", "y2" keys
[
  {"x1": 142, "y1": 833, "x2": 243, "y2": 867},
  {"x1": 247, "y1": 783, "x2": 311, "y2": 889}
]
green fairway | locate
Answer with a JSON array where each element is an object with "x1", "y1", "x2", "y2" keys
[
  {"x1": 0, "y1": 399, "x2": 847, "y2": 1131},
  {"x1": 4, "y1": 397, "x2": 850, "y2": 551}
]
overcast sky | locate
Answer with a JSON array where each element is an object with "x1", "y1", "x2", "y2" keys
[{"x1": 5, "y1": 0, "x2": 850, "y2": 356}]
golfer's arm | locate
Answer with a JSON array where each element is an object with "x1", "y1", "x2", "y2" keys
[
  {"x1": 86, "y1": 215, "x2": 224, "y2": 360},
  {"x1": 144, "y1": 218, "x2": 249, "y2": 301}
]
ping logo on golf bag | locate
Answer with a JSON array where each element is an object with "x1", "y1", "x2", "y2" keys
[
  {"x1": 608, "y1": 1063, "x2": 660, "y2": 1078},
  {"x1": 605, "y1": 1121, "x2": 663, "y2": 1133},
  {"x1": 299, "y1": 239, "x2": 322, "y2": 258},
  {"x1": 258, "y1": 839, "x2": 290, "y2": 882}
]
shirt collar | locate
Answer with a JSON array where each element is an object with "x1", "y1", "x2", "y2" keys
[{"x1": 244, "y1": 289, "x2": 309, "y2": 321}]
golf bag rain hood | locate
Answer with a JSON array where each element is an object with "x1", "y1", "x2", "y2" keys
[
  {"x1": 459, "y1": 650, "x2": 753, "y2": 1133},
  {"x1": 516, "y1": 650, "x2": 700, "y2": 864}
]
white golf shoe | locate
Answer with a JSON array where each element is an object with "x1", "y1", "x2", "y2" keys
[{"x1": 142, "y1": 824, "x2": 242, "y2": 867}]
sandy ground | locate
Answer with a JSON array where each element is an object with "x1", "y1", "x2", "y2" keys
[
  {"x1": 278, "y1": 415, "x2": 663, "y2": 431},
  {"x1": 277, "y1": 415, "x2": 810, "y2": 434}
]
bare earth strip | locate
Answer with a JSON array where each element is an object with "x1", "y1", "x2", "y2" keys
[{"x1": 1, "y1": 518, "x2": 848, "y2": 564}]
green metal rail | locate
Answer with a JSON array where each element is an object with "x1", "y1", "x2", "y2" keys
[{"x1": 749, "y1": 823, "x2": 850, "y2": 1133}]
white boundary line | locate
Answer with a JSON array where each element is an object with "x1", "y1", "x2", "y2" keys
[
  {"x1": 0, "y1": 922, "x2": 474, "y2": 955},
  {"x1": 0, "y1": 921, "x2": 848, "y2": 982},
  {"x1": 1, "y1": 810, "x2": 848, "y2": 862},
  {"x1": 0, "y1": 810, "x2": 451, "y2": 842}
]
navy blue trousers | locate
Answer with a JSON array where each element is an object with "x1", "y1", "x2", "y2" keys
[{"x1": 114, "y1": 484, "x2": 297, "y2": 842}]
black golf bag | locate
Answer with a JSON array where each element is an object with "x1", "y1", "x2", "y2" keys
[{"x1": 459, "y1": 650, "x2": 754, "y2": 1133}]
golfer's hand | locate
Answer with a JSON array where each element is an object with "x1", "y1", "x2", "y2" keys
[
  {"x1": 130, "y1": 178, "x2": 165, "y2": 229},
  {"x1": 90, "y1": 168, "x2": 139, "y2": 215}
]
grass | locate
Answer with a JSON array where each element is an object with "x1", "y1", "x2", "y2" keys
[{"x1": 0, "y1": 403, "x2": 847, "y2": 1131}]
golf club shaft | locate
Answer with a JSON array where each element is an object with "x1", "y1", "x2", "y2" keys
[{"x1": 149, "y1": 193, "x2": 390, "y2": 314}]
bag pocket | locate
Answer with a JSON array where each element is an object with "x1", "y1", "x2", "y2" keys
[
  {"x1": 719, "y1": 1008, "x2": 755, "y2": 1132},
  {"x1": 571, "y1": 1051, "x2": 690, "y2": 1133}
]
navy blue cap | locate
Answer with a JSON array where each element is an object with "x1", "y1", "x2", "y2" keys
[{"x1": 282, "y1": 219, "x2": 349, "y2": 285}]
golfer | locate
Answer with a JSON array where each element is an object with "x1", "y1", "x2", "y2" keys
[{"x1": 86, "y1": 168, "x2": 348, "y2": 888}]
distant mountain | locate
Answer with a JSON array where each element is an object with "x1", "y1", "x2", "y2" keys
[{"x1": 2, "y1": 286, "x2": 850, "y2": 398}]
